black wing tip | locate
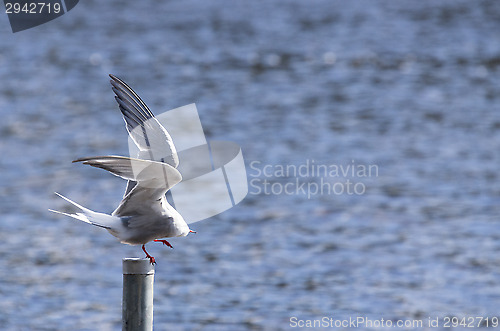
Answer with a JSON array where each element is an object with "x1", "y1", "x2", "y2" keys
[
  {"x1": 72, "y1": 156, "x2": 108, "y2": 164},
  {"x1": 109, "y1": 73, "x2": 128, "y2": 87},
  {"x1": 109, "y1": 74, "x2": 127, "y2": 87},
  {"x1": 109, "y1": 75, "x2": 156, "y2": 119},
  {"x1": 72, "y1": 155, "x2": 131, "y2": 164}
]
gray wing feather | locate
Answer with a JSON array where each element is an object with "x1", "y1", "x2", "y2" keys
[{"x1": 109, "y1": 74, "x2": 155, "y2": 132}]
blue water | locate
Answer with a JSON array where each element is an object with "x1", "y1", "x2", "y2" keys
[{"x1": 1, "y1": 0, "x2": 500, "y2": 330}]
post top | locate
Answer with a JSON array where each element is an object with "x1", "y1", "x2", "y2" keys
[{"x1": 122, "y1": 258, "x2": 155, "y2": 275}]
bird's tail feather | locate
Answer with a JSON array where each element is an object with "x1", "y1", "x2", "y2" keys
[{"x1": 50, "y1": 192, "x2": 119, "y2": 230}]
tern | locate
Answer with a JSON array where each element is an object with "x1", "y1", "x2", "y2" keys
[{"x1": 50, "y1": 74, "x2": 194, "y2": 264}]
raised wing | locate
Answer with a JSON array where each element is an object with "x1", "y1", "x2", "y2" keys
[
  {"x1": 109, "y1": 74, "x2": 179, "y2": 197},
  {"x1": 109, "y1": 74, "x2": 179, "y2": 168}
]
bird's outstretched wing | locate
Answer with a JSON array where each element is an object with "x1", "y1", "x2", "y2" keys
[
  {"x1": 109, "y1": 74, "x2": 179, "y2": 196},
  {"x1": 74, "y1": 156, "x2": 181, "y2": 190},
  {"x1": 73, "y1": 156, "x2": 182, "y2": 217}
]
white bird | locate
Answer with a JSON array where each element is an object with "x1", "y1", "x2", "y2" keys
[{"x1": 50, "y1": 74, "x2": 195, "y2": 264}]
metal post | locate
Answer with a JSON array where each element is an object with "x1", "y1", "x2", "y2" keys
[{"x1": 122, "y1": 258, "x2": 155, "y2": 331}]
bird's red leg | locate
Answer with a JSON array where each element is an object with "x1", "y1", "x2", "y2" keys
[
  {"x1": 154, "y1": 239, "x2": 174, "y2": 249},
  {"x1": 142, "y1": 244, "x2": 156, "y2": 265}
]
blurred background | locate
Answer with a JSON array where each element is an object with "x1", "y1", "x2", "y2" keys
[{"x1": 1, "y1": 0, "x2": 500, "y2": 330}]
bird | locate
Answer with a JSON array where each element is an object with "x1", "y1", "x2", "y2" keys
[{"x1": 50, "y1": 74, "x2": 195, "y2": 264}]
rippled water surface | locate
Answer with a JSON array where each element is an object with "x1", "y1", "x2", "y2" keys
[{"x1": 1, "y1": 1, "x2": 500, "y2": 330}]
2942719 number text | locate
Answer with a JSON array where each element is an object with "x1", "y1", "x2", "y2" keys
[{"x1": 5, "y1": 2, "x2": 62, "y2": 14}]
